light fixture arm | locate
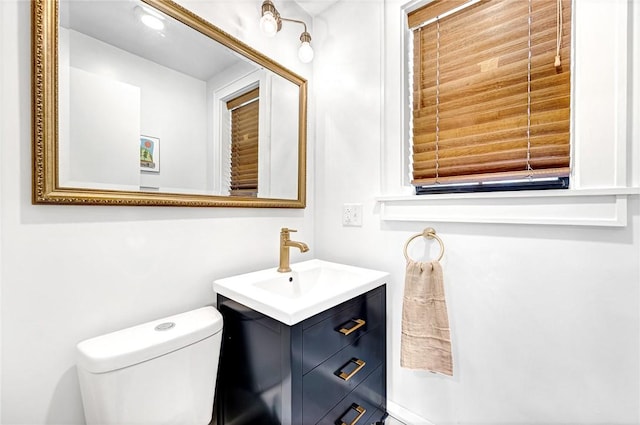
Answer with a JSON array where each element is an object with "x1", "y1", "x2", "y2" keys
[
  {"x1": 279, "y1": 17, "x2": 308, "y2": 34},
  {"x1": 280, "y1": 17, "x2": 311, "y2": 44}
]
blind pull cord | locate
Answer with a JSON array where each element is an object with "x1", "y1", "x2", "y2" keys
[
  {"x1": 526, "y1": 0, "x2": 533, "y2": 176},
  {"x1": 435, "y1": 19, "x2": 441, "y2": 183},
  {"x1": 555, "y1": 0, "x2": 563, "y2": 67},
  {"x1": 418, "y1": 28, "x2": 422, "y2": 110}
]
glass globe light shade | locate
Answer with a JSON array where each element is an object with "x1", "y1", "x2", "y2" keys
[
  {"x1": 260, "y1": 12, "x2": 279, "y2": 37},
  {"x1": 298, "y1": 41, "x2": 314, "y2": 63}
]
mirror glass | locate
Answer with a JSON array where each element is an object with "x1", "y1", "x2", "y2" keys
[{"x1": 32, "y1": 0, "x2": 307, "y2": 207}]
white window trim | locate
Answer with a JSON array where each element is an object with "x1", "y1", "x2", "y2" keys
[
  {"x1": 378, "y1": 0, "x2": 639, "y2": 227},
  {"x1": 378, "y1": 188, "x2": 638, "y2": 227}
]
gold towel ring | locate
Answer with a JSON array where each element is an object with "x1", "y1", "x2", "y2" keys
[{"x1": 403, "y1": 227, "x2": 445, "y2": 262}]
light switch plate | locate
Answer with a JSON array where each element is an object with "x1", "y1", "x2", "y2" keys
[{"x1": 342, "y1": 203, "x2": 363, "y2": 226}]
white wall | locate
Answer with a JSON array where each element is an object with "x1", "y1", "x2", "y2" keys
[
  {"x1": 313, "y1": 1, "x2": 639, "y2": 424},
  {"x1": 0, "y1": 2, "x2": 5, "y2": 421},
  {"x1": 65, "y1": 28, "x2": 210, "y2": 193},
  {"x1": 0, "y1": 1, "x2": 313, "y2": 424},
  {"x1": 269, "y1": 75, "x2": 300, "y2": 200},
  {"x1": 66, "y1": 67, "x2": 141, "y2": 189}
]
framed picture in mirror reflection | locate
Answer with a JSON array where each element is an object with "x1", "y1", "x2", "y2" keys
[{"x1": 140, "y1": 135, "x2": 160, "y2": 173}]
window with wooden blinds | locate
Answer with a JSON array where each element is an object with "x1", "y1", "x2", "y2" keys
[
  {"x1": 227, "y1": 88, "x2": 259, "y2": 197},
  {"x1": 408, "y1": 0, "x2": 571, "y2": 194}
]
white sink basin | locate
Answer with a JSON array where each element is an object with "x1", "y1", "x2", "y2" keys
[{"x1": 213, "y1": 259, "x2": 389, "y2": 325}]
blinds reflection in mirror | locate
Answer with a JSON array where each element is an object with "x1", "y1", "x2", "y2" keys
[{"x1": 227, "y1": 88, "x2": 260, "y2": 197}]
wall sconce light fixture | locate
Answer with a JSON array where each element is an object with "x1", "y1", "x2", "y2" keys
[{"x1": 260, "y1": 0, "x2": 313, "y2": 63}]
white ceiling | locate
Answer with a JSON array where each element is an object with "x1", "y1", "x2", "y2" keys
[
  {"x1": 61, "y1": 0, "x2": 254, "y2": 81},
  {"x1": 293, "y1": 0, "x2": 340, "y2": 17}
]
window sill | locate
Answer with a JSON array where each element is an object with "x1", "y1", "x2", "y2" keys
[{"x1": 376, "y1": 188, "x2": 640, "y2": 227}]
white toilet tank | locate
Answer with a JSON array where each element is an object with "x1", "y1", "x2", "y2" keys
[{"x1": 76, "y1": 307, "x2": 223, "y2": 425}]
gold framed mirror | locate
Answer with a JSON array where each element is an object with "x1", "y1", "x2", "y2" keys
[{"x1": 32, "y1": 0, "x2": 307, "y2": 207}]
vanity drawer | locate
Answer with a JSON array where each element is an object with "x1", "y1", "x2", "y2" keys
[
  {"x1": 302, "y1": 287, "x2": 383, "y2": 375},
  {"x1": 302, "y1": 326, "x2": 383, "y2": 424},
  {"x1": 315, "y1": 364, "x2": 384, "y2": 425}
]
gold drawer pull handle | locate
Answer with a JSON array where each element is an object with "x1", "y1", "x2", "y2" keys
[
  {"x1": 340, "y1": 404, "x2": 367, "y2": 425},
  {"x1": 339, "y1": 319, "x2": 366, "y2": 336},
  {"x1": 338, "y1": 358, "x2": 366, "y2": 381}
]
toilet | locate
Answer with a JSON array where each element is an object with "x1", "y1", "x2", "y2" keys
[{"x1": 76, "y1": 306, "x2": 223, "y2": 425}]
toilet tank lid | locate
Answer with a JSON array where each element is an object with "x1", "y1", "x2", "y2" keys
[{"x1": 76, "y1": 306, "x2": 223, "y2": 373}]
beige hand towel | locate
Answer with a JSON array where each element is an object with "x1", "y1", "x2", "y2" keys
[{"x1": 401, "y1": 260, "x2": 453, "y2": 376}]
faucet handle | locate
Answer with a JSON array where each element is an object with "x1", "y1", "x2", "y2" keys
[{"x1": 281, "y1": 227, "x2": 297, "y2": 234}]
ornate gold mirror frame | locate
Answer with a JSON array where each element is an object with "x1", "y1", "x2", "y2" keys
[{"x1": 32, "y1": 0, "x2": 307, "y2": 207}]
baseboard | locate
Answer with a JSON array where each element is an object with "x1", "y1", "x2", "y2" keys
[{"x1": 387, "y1": 400, "x2": 435, "y2": 425}]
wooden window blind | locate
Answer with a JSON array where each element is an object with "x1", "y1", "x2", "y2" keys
[
  {"x1": 227, "y1": 88, "x2": 259, "y2": 197},
  {"x1": 408, "y1": 0, "x2": 571, "y2": 191}
]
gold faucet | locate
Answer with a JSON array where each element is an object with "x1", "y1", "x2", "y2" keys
[{"x1": 278, "y1": 228, "x2": 309, "y2": 272}]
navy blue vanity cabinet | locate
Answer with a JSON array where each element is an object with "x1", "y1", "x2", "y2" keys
[{"x1": 216, "y1": 285, "x2": 387, "y2": 425}]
